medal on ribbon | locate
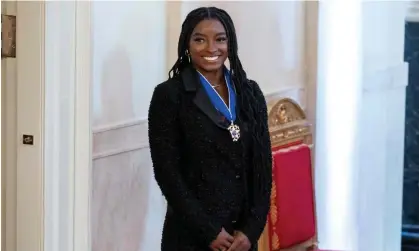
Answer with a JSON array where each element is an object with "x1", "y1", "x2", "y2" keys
[{"x1": 198, "y1": 69, "x2": 240, "y2": 142}]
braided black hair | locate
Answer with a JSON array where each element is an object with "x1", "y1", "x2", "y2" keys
[{"x1": 169, "y1": 6, "x2": 271, "y2": 210}]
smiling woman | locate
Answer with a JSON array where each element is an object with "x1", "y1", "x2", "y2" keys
[
  {"x1": 189, "y1": 19, "x2": 228, "y2": 71},
  {"x1": 189, "y1": 18, "x2": 230, "y2": 104},
  {"x1": 148, "y1": 6, "x2": 272, "y2": 251}
]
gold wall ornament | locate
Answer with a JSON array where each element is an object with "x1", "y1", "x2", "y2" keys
[{"x1": 2, "y1": 14, "x2": 17, "y2": 58}]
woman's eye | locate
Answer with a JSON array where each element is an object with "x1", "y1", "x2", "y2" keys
[
  {"x1": 194, "y1": 38, "x2": 205, "y2": 43},
  {"x1": 217, "y1": 37, "x2": 227, "y2": 42}
]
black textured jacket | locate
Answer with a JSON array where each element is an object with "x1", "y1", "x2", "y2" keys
[{"x1": 148, "y1": 66, "x2": 272, "y2": 251}]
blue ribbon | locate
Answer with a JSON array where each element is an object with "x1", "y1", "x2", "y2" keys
[{"x1": 197, "y1": 69, "x2": 236, "y2": 123}]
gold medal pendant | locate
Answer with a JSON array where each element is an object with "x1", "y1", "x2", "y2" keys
[{"x1": 227, "y1": 122, "x2": 241, "y2": 142}]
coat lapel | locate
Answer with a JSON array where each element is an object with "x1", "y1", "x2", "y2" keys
[{"x1": 181, "y1": 66, "x2": 229, "y2": 129}]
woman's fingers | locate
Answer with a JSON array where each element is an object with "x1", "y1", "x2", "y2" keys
[
  {"x1": 221, "y1": 239, "x2": 232, "y2": 248},
  {"x1": 226, "y1": 234, "x2": 234, "y2": 243}
]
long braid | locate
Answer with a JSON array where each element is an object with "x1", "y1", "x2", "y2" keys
[
  {"x1": 168, "y1": 6, "x2": 270, "y2": 209},
  {"x1": 212, "y1": 8, "x2": 270, "y2": 204}
]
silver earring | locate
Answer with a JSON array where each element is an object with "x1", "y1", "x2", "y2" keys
[{"x1": 185, "y1": 50, "x2": 191, "y2": 63}]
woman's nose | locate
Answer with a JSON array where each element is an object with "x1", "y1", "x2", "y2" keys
[{"x1": 207, "y1": 41, "x2": 217, "y2": 53}]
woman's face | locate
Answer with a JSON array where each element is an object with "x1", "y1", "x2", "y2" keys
[{"x1": 188, "y1": 19, "x2": 228, "y2": 73}]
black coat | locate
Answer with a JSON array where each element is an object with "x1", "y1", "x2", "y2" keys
[{"x1": 148, "y1": 66, "x2": 272, "y2": 251}]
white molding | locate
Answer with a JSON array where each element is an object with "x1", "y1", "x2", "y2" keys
[
  {"x1": 92, "y1": 144, "x2": 150, "y2": 160},
  {"x1": 43, "y1": 2, "x2": 82, "y2": 251},
  {"x1": 303, "y1": 1, "x2": 319, "y2": 131},
  {"x1": 73, "y1": 2, "x2": 92, "y2": 251},
  {"x1": 16, "y1": 2, "x2": 45, "y2": 251},
  {"x1": 363, "y1": 63, "x2": 409, "y2": 92},
  {"x1": 44, "y1": 2, "x2": 90, "y2": 250},
  {"x1": 92, "y1": 118, "x2": 148, "y2": 158},
  {"x1": 93, "y1": 117, "x2": 147, "y2": 134}
]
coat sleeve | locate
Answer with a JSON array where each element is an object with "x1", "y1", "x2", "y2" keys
[
  {"x1": 239, "y1": 81, "x2": 273, "y2": 245},
  {"x1": 148, "y1": 84, "x2": 222, "y2": 245}
]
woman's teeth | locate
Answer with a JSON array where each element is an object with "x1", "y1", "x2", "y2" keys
[{"x1": 204, "y1": 56, "x2": 219, "y2": 62}]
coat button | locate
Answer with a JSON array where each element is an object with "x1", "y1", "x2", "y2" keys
[{"x1": 235, "y1": 175, "x2": 241, "y2": 179}]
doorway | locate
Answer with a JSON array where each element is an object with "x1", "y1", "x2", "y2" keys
[{"x1": 402, "y1": 20, "x2": 419, "y2": 251}]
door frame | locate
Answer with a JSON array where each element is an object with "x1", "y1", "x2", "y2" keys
[
  {"x1": 73, "y1": 2, "x2": 92, "y2": 251},
  {"x1": 14, "y1": 1, "x2": 92, "y2": 251}
]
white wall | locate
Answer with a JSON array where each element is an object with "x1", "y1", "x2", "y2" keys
[
  {"x1": 91, "y1": 3, "x2": 168, "y2": 251},
  {"x1": 90, "y1": 2, "x2": 308, "y2": 250},
  {"x1": 92, "y1": 1, "x2": 168, "y2": 127}
]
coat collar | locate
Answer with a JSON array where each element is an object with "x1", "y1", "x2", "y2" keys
[
  {"x1": 180, "y1": 65, "x2": 199, "y2": 92},
  {"x1": 180, "y1": 65, "x2": 233, "y2": 129}
]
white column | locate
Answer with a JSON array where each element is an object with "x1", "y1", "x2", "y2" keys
[
  {"x1": 315, "y1": 1, "x2": 409, "y2": 251},
  {"x1": 315, "y1": 1, "x2": 362, "y2": 250}
]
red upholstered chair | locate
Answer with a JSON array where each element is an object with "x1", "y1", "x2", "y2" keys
[{"x1": 258, "y1": 98, "x2": 318, "y2": 251}]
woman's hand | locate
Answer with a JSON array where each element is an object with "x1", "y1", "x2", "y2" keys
[
  {"x1": 209, "y1": 228, "x2": 234, "y2": 251},
  {"x1": 227, "y1": 231, "x2": 251, "y2": 251}
]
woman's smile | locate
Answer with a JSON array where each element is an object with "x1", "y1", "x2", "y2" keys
[{"x1": 203, "y1": 56, "x2": 220, "y2": 62}]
